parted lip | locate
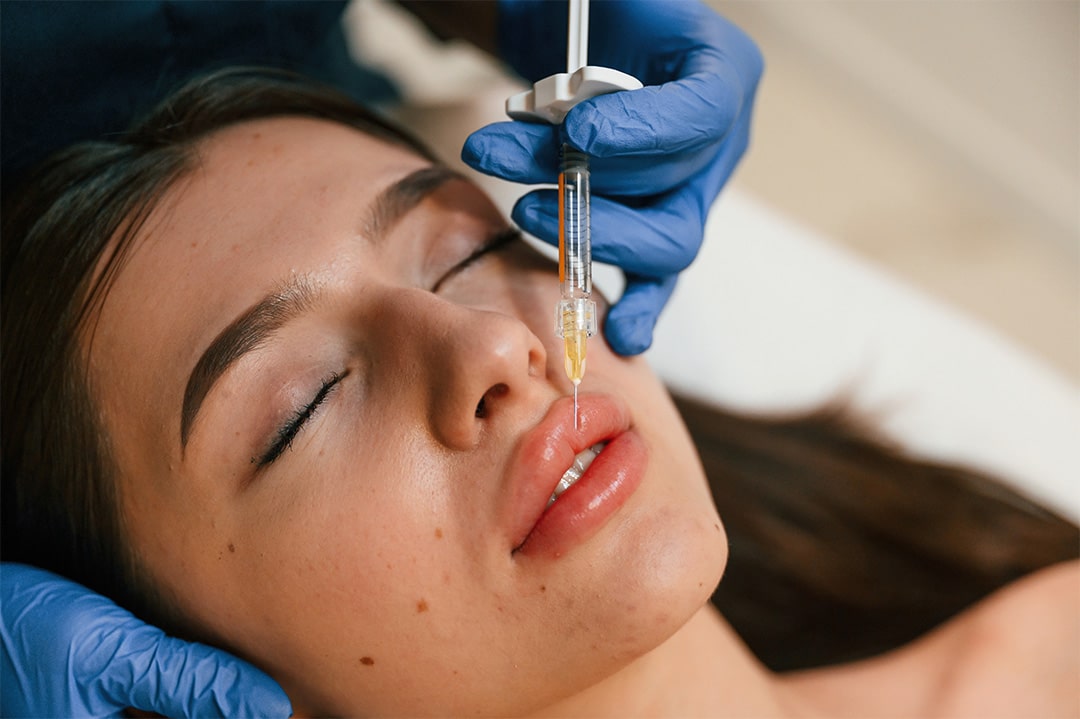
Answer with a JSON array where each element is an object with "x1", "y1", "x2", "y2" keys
[{"x1": 503, "y1": 393, "x2": 633, "y2": 552}]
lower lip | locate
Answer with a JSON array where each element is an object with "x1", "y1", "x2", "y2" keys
[{"x1": 514, "y1": 429, "x2": 647, "y2": 558}]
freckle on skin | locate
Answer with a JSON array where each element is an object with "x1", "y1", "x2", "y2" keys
[
  {"x1": 417, "y1": 599, "x2": 429, "y2": 613},
  {"x1": 539, "y1": 585, "x2": 546, "y2": 593},
  {"x1": 434, "y1": 528, "x2": 443, "y2": 539},
  {"x1": 228, "y1": 542, "x2": 236, "y2": 553},
  {"x1": 359, "y1": 656, "x2": 375, "y2": 666}
]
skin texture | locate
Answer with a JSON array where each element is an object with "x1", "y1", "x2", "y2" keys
[{"x1": 85, "y1": 117, "x2": 726, "y2": 716}]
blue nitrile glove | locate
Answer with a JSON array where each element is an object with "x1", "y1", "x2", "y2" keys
[
  {"x1": 1, "y1": 563, "x2": 292, "y2": 719},
  {"x1": 462, "y1": 0, "x2": 763, "y2": 355}
]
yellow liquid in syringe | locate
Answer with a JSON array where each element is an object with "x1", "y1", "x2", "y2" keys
[
  {"x1": 563, "y1": 330, "x2": 587, "y2": 384},
  {"x1": 561, "y1": 310, "x2": 588, "y2": 429},
  {"x1": 561, "y1": 308, "x2": 588, "y2": 384}
]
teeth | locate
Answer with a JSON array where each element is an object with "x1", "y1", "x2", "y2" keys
[{"x1": 547, "y1": 443, "x2": 606, "y2": 508}]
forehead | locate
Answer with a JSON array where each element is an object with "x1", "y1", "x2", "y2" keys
[{"x1": 88, "y1": 116, "x2": 431, "y2": 469}]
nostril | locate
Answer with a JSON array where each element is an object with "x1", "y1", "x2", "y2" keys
[{"x1": 476, "y1": 383, "x2": 509, "y2": 419}]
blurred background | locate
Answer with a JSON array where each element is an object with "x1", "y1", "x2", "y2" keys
[
  {"x1": 714, "y1": 1, "x2": 1079, "y2": 384},
  {"x1": 347, "y1": 0, "x2": 1079, "y2": 383}
]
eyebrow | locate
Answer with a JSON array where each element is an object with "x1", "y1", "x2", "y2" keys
[
  {"x1": 179, "y1": 164, "x2": 462, "y2": 448},
  {"x1": 363, "y1": 164, "x2": 465, "y2": 244}
]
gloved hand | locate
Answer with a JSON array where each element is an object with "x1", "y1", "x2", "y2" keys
[
  {"x1": 462, "y1": 0, "x2": 763, "y2": 355},
  {"x1": 1, "y1": 563, "x2": 292, "y2": 719}
]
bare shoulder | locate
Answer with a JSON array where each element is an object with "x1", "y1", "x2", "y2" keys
[
  {"x1": 968, "y1": 559, "x2": 1079, "y2": 621},
  {"x1": 971, "y1": 559, "x2": 1080, "y2": 642},
  {"x1": 938, "y1": 559, "x2": 1080, "y2": 718},
  {"x1": 779, "y1": 562, "x2": 1079, "y2": 718}
]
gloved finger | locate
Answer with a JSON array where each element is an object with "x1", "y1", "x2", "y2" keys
[
  {"x1": 3, "y1": 563, "x2": 133, "y2": 717},
  {"x1": 603, "y1": 273, "x2": 679, "y2": 356},
  {"x1": 564, "y1": 65, "x2": 743, "y2": 161},
  {"x1": 1, "y1": 564, "x2": 59, "y2": 718},
  {"x1": 464, "y1": 31, "x2": 760, "y2": 195},
  {"x1": 7, "y1": 563, "x2": 295, "y2": 719},
  {"x1": 463, "y1": 114, "x2": 721, "y2": 198},
  {"x1": 590, "y1": 85, "x2": 753, "y2": 207},
  {"x1": 462, "y1": 121, "x2": 559, "y2": 184},
  {"x1": 117, "y1": 631, "x2": 293, "y2": 719},
  {"x1": 511, "y1": 103, "x2": 751, "y2": 268},
  {"x1": 511, "y1": 188, "x2": 707, "y2": 277}
]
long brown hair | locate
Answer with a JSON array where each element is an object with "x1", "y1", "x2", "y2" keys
[
  {"x1": 676, "y1": 395, "x2": 1078, "y2": 670},
  {"x1": 2, "y1": 68, "x2": 1076, "y2": 671}
]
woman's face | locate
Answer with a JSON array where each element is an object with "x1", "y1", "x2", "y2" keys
[{"x1": 88, "y1": 117, "x2": 726, "y2": 716}]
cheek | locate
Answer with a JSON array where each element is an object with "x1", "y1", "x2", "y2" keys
[{"x1": 187, "y1": 444, "x2": 502, "y2": 714}]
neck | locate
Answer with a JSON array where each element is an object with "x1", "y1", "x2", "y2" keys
[{"x1": 532, "y1": 603, "x2": 799, "y2": 718}]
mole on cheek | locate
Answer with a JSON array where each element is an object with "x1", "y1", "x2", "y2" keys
[
  {"x1": 417, "y1": 599, "x2": 429, "y2": 613},
  {"x1": 359, "y1": 656, "x2": 375, "y2": 666},
  {"x1": 227, "y1": 542, "x2": 236, "y2": 553},
  {"x1": 434, "y1": 528, "x2": 443, "y2": 539}
]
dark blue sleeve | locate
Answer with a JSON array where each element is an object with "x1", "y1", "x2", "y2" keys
[{"x1": 1, "y1": 0, "x2": 398, "y2": 189}]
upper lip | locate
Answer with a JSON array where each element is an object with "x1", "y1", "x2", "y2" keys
[{"x1": 503, "y1": 393, "x2": 633, "y2": 552}]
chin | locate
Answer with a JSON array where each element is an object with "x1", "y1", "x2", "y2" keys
[{"x1": 580, "y1": 479, "x2": 728, "y2": 667}]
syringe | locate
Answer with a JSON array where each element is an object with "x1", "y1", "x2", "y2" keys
[
  {"x1": 555, "y1": 0, "x2": 595, "y2": 429},
  {"x1": 503, "y1": 0, "x2": 641, "y2": 429},
  {"x1": 555, "y1": 144, "x2": 596, "y2": 428}
]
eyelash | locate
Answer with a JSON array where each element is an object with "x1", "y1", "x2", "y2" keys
[
  {"x1": 253, "y1": 229, "x2": 519, "y2": 469},
  {"x1": 432, "y1": 227, "x2": 520, "y2": 293},
  {"x1": 255, "y1": 371, "x2": 347, "y2": 467}
]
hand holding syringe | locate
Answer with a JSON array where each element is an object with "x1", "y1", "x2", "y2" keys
[
  {"x1": 505, "y1": 0, "x2": 641, "y2": 426},
  {"x1": 466, "y1": 0, "x2": 762, "y2": 357}
]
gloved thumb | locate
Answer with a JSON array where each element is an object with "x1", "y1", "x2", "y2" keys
[{"x1": 604, "y1": 273, "x2": 679, "y2": 356}]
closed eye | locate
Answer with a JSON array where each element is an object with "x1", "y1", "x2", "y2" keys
[
  {"x1": 255, "y1": 371, "x2": 348, "y2": 467},
  {"x1": 432, "y1": 227, "x2": 521, "y2": 293}
]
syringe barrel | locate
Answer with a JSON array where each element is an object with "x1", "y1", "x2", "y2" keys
[{"x1": 559, "y1": 145, "x2": 591, "y2": 299}]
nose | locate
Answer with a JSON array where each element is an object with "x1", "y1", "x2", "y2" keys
[{"x1": 371, "y1": 288, "x2": 549, "y2": 450}]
